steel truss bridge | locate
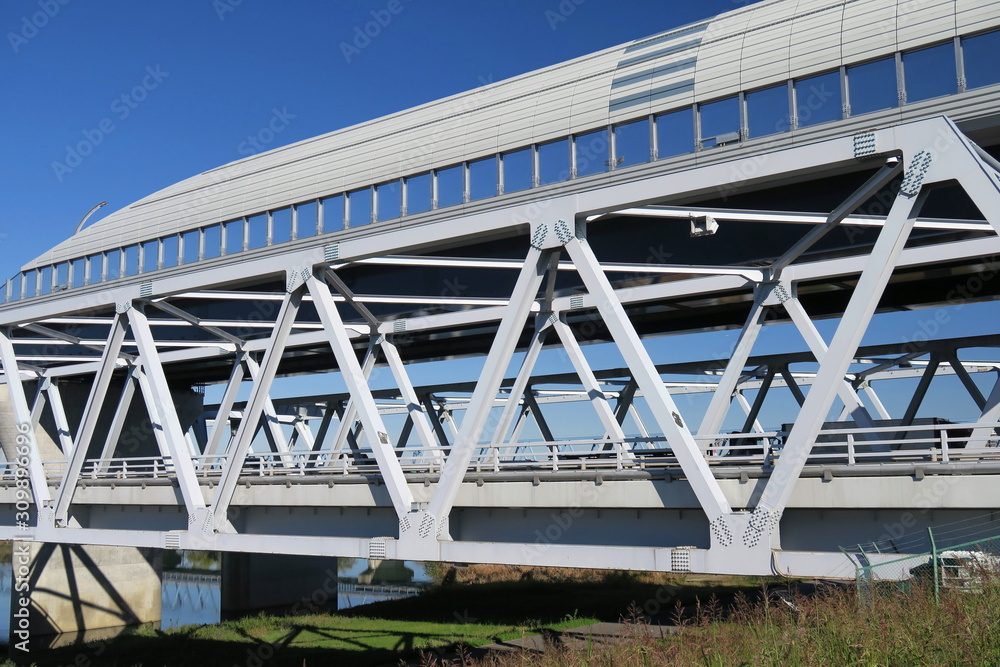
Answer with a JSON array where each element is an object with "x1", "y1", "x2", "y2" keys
[{"x1": 3, "y1": 116, "x2": 1000, "y2": 578}]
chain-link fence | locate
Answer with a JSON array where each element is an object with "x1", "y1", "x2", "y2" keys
[{"x1": 854, "y1": 533, "x2": 1000, "y2": 601}]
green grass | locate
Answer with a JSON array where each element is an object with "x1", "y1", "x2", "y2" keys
[
  {"x1": 1, "y1": 611, "x2": 598, "y2": 667},
  {"x1": 0, "y1": 572, "x2": 779, "y2": 666},
  {"x1": 476, "y1": 579, "x2": 1000, "y2": 667}
]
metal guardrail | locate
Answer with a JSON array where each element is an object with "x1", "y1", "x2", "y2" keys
[{"x1": 3, "y1": 421, "x2": 997, "y2": 485}]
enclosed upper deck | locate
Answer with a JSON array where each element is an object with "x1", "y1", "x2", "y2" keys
[{"x1": 7, "y1": 0, "x2": 999, "y2": 305}]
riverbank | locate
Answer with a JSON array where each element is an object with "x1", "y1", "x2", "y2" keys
[
  {"x1": 2, "y1": 569, "x2": 759, "y2": 666},
  {"x1": 7, "y1": 567, "x2": 997, "y2": 666}
]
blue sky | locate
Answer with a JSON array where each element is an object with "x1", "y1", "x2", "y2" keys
[
  {"x1": 1, "y1": 0, "x2": 995, "y2": 438},
  {"x1": 0, "y1": 0, "x2": 745, "y2": 282}
]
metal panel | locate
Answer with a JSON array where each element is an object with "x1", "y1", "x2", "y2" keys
[
  {"x1": 897, "y1": 0, "x2": 959, "y2": 51},
  {"x1": 788, "y1": 1, "x2": 847, "y2": 79},
  {"x1": 841, "y1": 0, "x2": 897, "y2": 63},
  {"x1": 740, "y1": 0, "x2": 795, "y2": 91},
  {"x1": 956, "y1": 0, "x2": 1000, "y2": 34},
  {"x1": 694, "y1": 7, "x2": 753, "y2": 99}
]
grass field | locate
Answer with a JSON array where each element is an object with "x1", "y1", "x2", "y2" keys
[
  {"x1": 3, "y1": 612, "x2": 594, "y2": 667},
  {"x1": 6, "y1": 565, "x2": 1000, "y2": 666}
]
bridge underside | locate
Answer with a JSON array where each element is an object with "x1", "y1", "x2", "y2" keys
[{"x1": 2, "y1": 117, "x2": 1000, "y2": 578}]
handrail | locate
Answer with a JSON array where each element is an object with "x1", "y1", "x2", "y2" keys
[{"x1": 5, "y1": 419, "x2": 996, "y2": 484}]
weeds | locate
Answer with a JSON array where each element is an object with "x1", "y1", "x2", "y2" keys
[{"x1": 476, "y1": 578, "x2": 1000, "y2": 666}]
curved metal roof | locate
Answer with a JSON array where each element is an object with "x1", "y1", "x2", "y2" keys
[{"x1": 28, "y1": 0, "x2": 996, "y2": 270}]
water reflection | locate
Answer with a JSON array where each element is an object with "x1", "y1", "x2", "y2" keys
[
  {"x1": 161, "y1": 549, "x2": 223, "y2": 630},
  {"x1": 161, "y1": 571, "x2": 221, "y2": 629},
  {"x1": 160, "y1": 555, "x2": 428, "y2": 629},
  {"x1": 0, "y1": 563, "x2": 10, "y2": 643},
  {"x1": 338, "y1": 558, "x2": 426, "y2": 610},
  {"x1": 0, "y1": 550, "x2": 429, "y2": 640}
]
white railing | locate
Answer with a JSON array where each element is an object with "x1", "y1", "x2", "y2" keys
[{"x1": 14, "y1": 419, "x2": 1000, "y2": 485}]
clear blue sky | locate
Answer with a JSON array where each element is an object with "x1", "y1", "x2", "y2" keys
[
  {"x1": 1, "y1": 0, "x2": 995, "y2": 438},
  {"x1": 0, "y1": 0, "x2": 744, "y2": 282}
]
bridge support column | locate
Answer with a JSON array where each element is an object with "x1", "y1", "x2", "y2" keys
[
  {"x1": 12, "y1": 542, "x2": 162, "y2": 645},
  {"x1": 221, "y1": 552, "x2": 338, "y2": 615}
]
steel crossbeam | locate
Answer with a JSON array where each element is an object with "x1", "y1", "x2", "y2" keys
[
  {"x1": 697, "y1": 290, "x2": 768, "y2": 443},
  {"x1": 380, "y1": 336, "x2": 442, "y2": 464},
  {"x1": 0, "y1": 331, "x2": 51, "y2": 508},
  {"x1": 491, "y1": 323, "x2": 549, "y2": 447},
  {"x1": 307, "y1": 274, "x2": 415, "y2": 517},
  {"x1": 243, "y1": 355, "x2": 292, "y2": 462},
  {"x1": 52, "y1": 313, "x2": 127, "y2": 525},
  {"x1": 550, "y1": 317, "x2": 631, "y2": 456},
  {"x1": 425, "y1": 246, "x2": 550, "y2": 534},
  {"x1": 97, "y1": 366, "x2": 138, "y2": 462},
  {"x1": 128, "y1": 306, "x2": 207, "y2": 517},
  {"x1": 756, "y1": 189, "x2": 928, "y2": 517},
  {"x1": 210, "y1": 288, "x2": 302, "y2": 531},
  {"x1": 328, "y1": 340, "x2": 379, "y2": 457},
  {"x1": 204, "y1": 354, "x2": 247, "y2": 457},
  {"x1": 43, "y1": 380, "x2": 73, "y2": 458},
  {"x1": 564, "y1": 237, "x2": 732, "y2": 521}
]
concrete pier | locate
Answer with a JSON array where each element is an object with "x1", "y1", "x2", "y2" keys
[{"x1": 10, "y1": 542, "x2": 161, "y2": 646}]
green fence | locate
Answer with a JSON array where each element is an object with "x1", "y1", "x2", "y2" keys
[{"x1": 853, "y1": 532, "x2": 1000, "y2": 601}]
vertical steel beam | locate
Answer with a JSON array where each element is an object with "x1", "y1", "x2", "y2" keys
[
  {"x1": 628, "y1": 404, "x2": 651, "y2": 440},
  {"x1": 132, "y1": 367, "x2": 174, "y2": 470},
  {"x1": 53, "y1": 314, "x2": 127, "y2": 524},
  {"x1": 29, "y1": 380, "x2": 46, "y2": 430},
  {"x1": 307, "y1": 275, "x2": 414, "y2": 517},
  {"x1": 440, "y1": 406, "x2": 461, "y2": 440},
  {"x1": 758, "y1": 189, "x2": 927, "y2": 515},
  {"x1": 698, "y1": 292, "x2": 768, "y2": 440},
  {"x1": 427, "y1": 246, "x2": 549, "y2": 528},
  {"x1": 211, "y1": 288, "x2": 302, "y2": 531},
  {"x1": 564, "y1": 237, "x2": 731, "y2": 521},
  {"x1": 128, "y1": 306, "x2": 207, "y2": 516},
  {"x1": 397, "y1": 417, "x2": 414, "y2": 449},
  {"x1": 191, "y1": 413, "x2": 209, "y2": 455},
  {"x1": 310, "y1": 399, "x2": 338, "y2": 453},
  {"x1": 0, "y1": 331, "x2": 51, "y2": 507},
  {"x1": 507, "y1": 404, "x2": 530, "y2": 445},
  {"x1": 293, "y1": 418, "x2": 316, "y2": 451}
]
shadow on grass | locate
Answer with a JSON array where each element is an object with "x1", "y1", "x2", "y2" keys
[
  {"x1": 339, "y1": 578, "x2": 774, "y2": 626},
  {"x1": 8, "y1": 622, "x2": 484, "y2": 667}
]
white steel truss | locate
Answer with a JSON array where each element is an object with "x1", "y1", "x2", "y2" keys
[{"x1": 1, "y1": 117, "x2": 999, "y2": 578}]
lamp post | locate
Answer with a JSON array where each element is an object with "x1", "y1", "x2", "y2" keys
[{"x1": 75, "y1": 201, "x2": 109, "y2": 234}]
